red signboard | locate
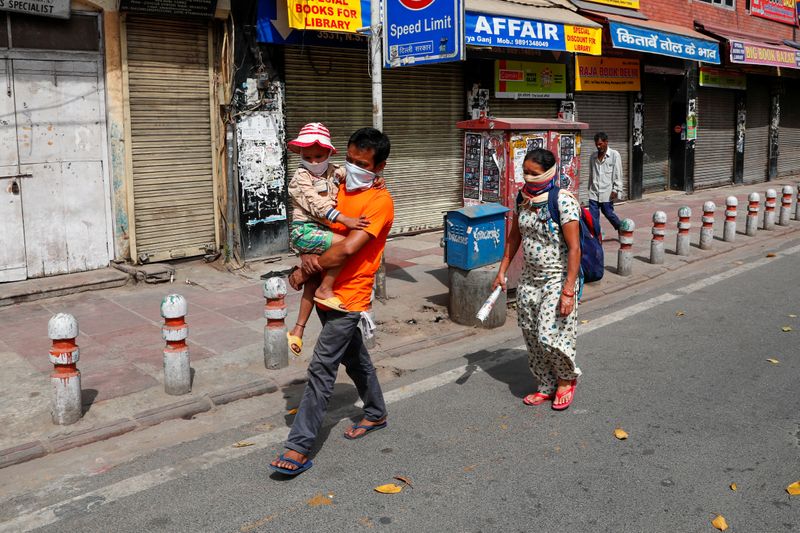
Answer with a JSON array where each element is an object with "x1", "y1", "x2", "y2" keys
[{"x1": 750, "y1": 0, "x2": 797, "y2": 26}]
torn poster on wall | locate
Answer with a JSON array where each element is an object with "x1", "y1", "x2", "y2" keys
[{"x1": 237, "y1": 111, "x2": 286, "y2": 227}]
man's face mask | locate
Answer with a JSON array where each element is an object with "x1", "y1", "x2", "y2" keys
[{"x1": 344, "y1": 161, "x2": 377, "y2": 191}]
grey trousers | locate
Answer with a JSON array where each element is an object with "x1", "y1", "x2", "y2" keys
[{"x1": 285, "y1": 308, "x2": 387, "y2": 456}]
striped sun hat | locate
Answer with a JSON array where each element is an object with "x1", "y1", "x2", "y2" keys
[{"x1": 288, "y1": 122, "x2": 337, "y2": 154}]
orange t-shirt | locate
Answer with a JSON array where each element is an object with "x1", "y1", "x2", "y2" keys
[{"x1": 329, "y1": 186, "x2": 394, "y2": 312}]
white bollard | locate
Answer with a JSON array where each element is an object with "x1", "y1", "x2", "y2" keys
[
  {"x1": 263, "y1": 277, "x2": 289, "y2": 370},
  {"x1": 723, "y1": 196, "x2": 737, "y2": 242},
  {"x1": 49, "y1": 313, "x2": 82, "y2": 425},
  {"x1": 650, "y1": 211, "x2": 667, "y2": 265},
  {"x1": 617, "y1": 218, "x2": 635, "y2": 276},
  {"x1": 779, "y1": 185, "x2": 793, "y2": 226},
  {"x1": 161, "y1": 294, "x2": 191, "y2": 395},
  {"x1": 763, "y1": 188, "x2": 777, "y2": 230},
  {"x1": 676, "y1": 206, "x2": 691, "y2": 256},
  {"x1": 746, "y1": 192, "x2": 760, "y2": 236},
  {"x1": 699, "y1": 201, "x2": 716, "y2": 250}
]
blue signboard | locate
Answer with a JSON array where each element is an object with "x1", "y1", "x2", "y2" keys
[
  {"x1": 466, "y1": 13, "x2": 564, "y2": 50},
  {"x1": 256, "y1": 0, "x2": 369, "y2": 47},
  {"x1": 609, "y1": 21, "x2": 720, "y2": 65},
  {"x1": 383, "y1": 0, "x2": 464, "y2": 68}
]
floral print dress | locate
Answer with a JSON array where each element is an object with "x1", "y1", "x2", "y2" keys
[{"x1": 516, "y1": 191, "x2": 582, "y2": 395}]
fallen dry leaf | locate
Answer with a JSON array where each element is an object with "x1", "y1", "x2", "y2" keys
[
  {"x1": 580, "y1": 319, "x2": 589, "y2": 324},
  {"x1": 733, "y1": 260, "x2": 744, "y2": 265},
  {"x1": 287, "y1": 408, "x2": 298, "y2": 415},
  {"x1": 254, "y1": 423, "x2": 274, "y2": 432},
  {"x1": 789, "y1": 314, "x2": 798, "y2": 318},
  {"x1": 307, "y1": 493, "x2": 333, "y2": 507},
  {"x1": 782, "y1": 326, "x2": 793, "y2": 332},
  {"x1": 393, "y1": 476, "x2": 413, "y2": 488},
  {"x1": 729, "y1": 482, "x2": 737, "y2": 491},
  {"x1": 766, "y1": 253, "x2": 777, "y2": 258},
  {"x1": 374, "y1": 483, "x2": 403, "y2": 494},
  {"x1": 463, "y1": 464, "x2": 478, "y2": 473},
  {"x1": 787, "y1": 481, "x2": 800, "y2": 496},
  {"x1": 711, "y1": 514, "x2": 729, "y2": 531},
  {"x1": 232, "y1": 441, "x2": 255, "y2": 448},
  {"x1": 675, "y1": 311, "x2": 685, "y2": 317},
  {"x1": 500, "y1": 423, "x2": 509, "y2": 430},
  {"x1": 767, "y1": 358, "x2": 780, "y2": 365},
  {"x1": 614, "y1": 428, "x2": 629, "y2": 440}
]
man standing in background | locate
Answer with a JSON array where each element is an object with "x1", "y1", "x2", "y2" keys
[{"x1": 588, "y1": 132, "x2": 623, "y2": 234}]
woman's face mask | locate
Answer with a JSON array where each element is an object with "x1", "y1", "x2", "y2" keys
[
  {"x1": 344, "y1": 161, "x2": 377, "y2": 191},
  {"x1": 300, "y1": 158, "x2": 330, "y2": 176}
]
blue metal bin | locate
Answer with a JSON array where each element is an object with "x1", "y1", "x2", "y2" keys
[{"x1": 444, "y1": 203, "x2": 509, "y2": 270}]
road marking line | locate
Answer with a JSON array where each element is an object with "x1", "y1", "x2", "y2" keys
[{"x1": 6, "y1": 244, "x2": 797, "y2": 532}]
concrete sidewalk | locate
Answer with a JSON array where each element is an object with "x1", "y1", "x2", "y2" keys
[{"x1": 1, "y1": 180, "x2": 798, "y2": 468}]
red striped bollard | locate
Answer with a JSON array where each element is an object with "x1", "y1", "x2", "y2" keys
[
  {"x1": 49, "y1": 313, "x2": 82, "y2": 425},
  {"x1": 263, "y1": 277, "x2": 288, "y2": 370},
  {"x1": 723, "y1": 196, "x2": 737, "y2": 242},
  {"x1": 779, "y1": 185, "x2": 793, "y2": 226},
  {"x1": 763, "y1": 188, "x2": 776, "y2": 230},
  {"x1": 746, "y1": 192, "x2": 760, "y2": 236},
  {"x1": 617, "y1": 218, "x2": 635, "y2": 276},
  {"x1": 676, "y1": 206, "x2": 691, "y2": 256},
  {"x1": 161, "y1": 294, "x2": 190, "y2": 395},
  {"x1": 650, "y1": 211, "x2": 667, "y2": 264},
  {"x1": 699, "y1": 201, "x2": 716, "y2": 250}
]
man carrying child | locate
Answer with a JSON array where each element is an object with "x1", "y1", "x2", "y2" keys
[{"x1": 269, "y1": 127, "x2": 394, "y2": 476}]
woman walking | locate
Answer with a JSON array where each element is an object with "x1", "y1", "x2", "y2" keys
[{"x1": 493, "y1": 148, "x2": 582, "y2": 410}]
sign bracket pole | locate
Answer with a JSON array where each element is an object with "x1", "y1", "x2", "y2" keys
[{"x1": 369, "y1": 0, "x2": 387, "y2": 300}]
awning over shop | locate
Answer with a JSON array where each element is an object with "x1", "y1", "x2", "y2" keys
[
  {"x1": 466, "y1": 0, "x2": 603, "y2": 54},
  {"x1": 698, "y1": 24, "x2": 800, "y2": 70},
  {"x1": 590, "y1": 12, "x2": 720, "y2": 64}
]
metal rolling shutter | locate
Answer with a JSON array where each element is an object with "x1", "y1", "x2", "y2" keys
[
  {"x1": 125, "y1": 18, "x2": 216, "y2": 262},
  {"x1": 778, "y1": 86, "x2": 800, "y2": 177},
  {"x1": 694, "y1": 88, "x2": 734, "y2": 190},
  {"x1": 285, "y1": 47, "x2": 464, "y2": 234},
  {"x1": 575, "y1": 92, "x2": 630, "y2": 202},
  {"x1": 743, "y1": 83, "x2": 769, "y2": 185},
  {"x1": 489, "y1": 97, "x2": 557, "y2": 120},
  {"x1": 643, "y1": 78, "x2": 669, "y2": 193}
]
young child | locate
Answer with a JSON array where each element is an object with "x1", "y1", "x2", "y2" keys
[{"x1": 286, "y1": 123, "x2": 370, "y2": 356}]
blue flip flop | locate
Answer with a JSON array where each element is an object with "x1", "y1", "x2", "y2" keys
[
  {"x1": 269, "y1": 454, "x2": 313, "y2": 476},
  {"x1": 344, "y1": 421, "x2": 387, "y2": 440}
]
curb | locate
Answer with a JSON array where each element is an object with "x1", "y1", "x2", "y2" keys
[
  {"x1": 0, "y1": 378, "x2": 278, "y2": 470},
  {"x1": 2, "y1": 223, "x2": 797, "y2": 470}
]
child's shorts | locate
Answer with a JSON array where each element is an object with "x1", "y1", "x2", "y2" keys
[{"x1": 290, "y1": 221, "x2": 333, "y2": 255}]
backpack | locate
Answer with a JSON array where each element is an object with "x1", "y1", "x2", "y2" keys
[
  {"x1": 546, "y1": 188, "x2": 604, "y2": 284},
  {"x1": 514, "y1": 188, "x2": 605, "y2": 285}
]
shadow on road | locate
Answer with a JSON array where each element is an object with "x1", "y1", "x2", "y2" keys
[{"x1": 456, "y1": 348, "x2": 537, "y2": 400}]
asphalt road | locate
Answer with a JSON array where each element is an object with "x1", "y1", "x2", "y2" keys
[{"x1": 3, "y1": 247, "x2": 800, "y2": 532}]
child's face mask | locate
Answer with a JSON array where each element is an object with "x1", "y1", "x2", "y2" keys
[
  {"x1": 344, "y1": 161, "x2": 377, "y2": 191},
  {"x1": 300, "y1": 158, "x2": 330, "y2": 176}
]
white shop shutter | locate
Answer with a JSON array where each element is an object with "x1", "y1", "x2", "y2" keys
[
  {"x1": 778, "y1": 84, "x2": 800, "y2": 178},
  {"x1": 575, "y1": 92, "x2": 630, "y2": 202},
  {"x1": 642, "y1": 77, "x2": 670, "y2": 193},
  {"x1": 124, "y1": 17, "x2": 217, "y2": 262},
  {"x1": 284, "y1": 46, "x2": 464, "y2": 234},
  {"x1": 743, "y1": 82, "x2": 769, "y2": 185},
  {"x1": 694, "y1": 88, "x2": 734, "y2": 190}
]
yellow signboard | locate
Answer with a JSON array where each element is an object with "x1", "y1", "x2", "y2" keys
[
  {"x1": 584, "y1": 0, "x2": 640, "y2": 8},
  {"x1": 287, "y1": 0, "x2": 362, "y2": 33},
  {"x1": 575, "y1": 56, "x2": 640, "y2": 92},
  {"x1": 564, "y1": 25, "x2": 602, "y2": 56}
]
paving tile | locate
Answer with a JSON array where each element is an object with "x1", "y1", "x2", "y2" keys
[
  {"x1": 215, "y1": 302, "x2": 263, "y2": 324},
  {"x1": 80, "y1": 363, "x2": 159, "y2": 403},
  {"x1": 0, "y1": 303, "x2": 52, "y2": 327},
  {"x1": 72, "y1": 309, "x2": 150, "y2": 336},
  {"x1": 407, "y1": 254, "x2": 446, "y2": 266},
  {"x1": 190, "y1": 325, "x2": 263, "y2": 354},
  {"x1": 184, "y1": 310, "x2": 240, "y2": 333}
]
